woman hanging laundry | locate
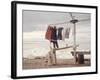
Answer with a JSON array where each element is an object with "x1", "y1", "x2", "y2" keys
[
  {"x1": 51, "y1": 26, "x2": 59, "y2": 48},
  {"x1": 45, "y1": 26, "x2": 59, "y2": 48}
]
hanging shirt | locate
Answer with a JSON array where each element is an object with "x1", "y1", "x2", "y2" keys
[
  {"x1": 45, "y1": 26, "x2": 58, "y2": 42},
  {"x1": 57, "y1": 27, "x2": 63, "y2": 40},
  {"x1": 65, "y1": 28, "x2": 70, "y2": 38}
]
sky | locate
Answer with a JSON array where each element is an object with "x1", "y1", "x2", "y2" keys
[
  {"x1": 23, "y1": 10, "x2": 90, "y2": 32},
  {"x1": 22, "y1": 10, "x2": 91, "y2": 59}
]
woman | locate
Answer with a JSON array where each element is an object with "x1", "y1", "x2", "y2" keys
[{"x1": 51, "y1": 26, "x2": 59, "y2": 48}]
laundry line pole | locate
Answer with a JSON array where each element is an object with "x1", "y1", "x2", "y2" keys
[
  {"x1": 70, "y1": 19, "x2": 78, "y2": 64},
  {"x1": 73, "y1": 23, "x2": 77, "y2": 64}
]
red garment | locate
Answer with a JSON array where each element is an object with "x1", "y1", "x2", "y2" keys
[{"x1": 45, "y1": 26, "x2": 53, "y2": 41}]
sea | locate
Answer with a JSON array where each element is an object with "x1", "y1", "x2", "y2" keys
[{"x1": 23, "y1": 38, "x2": 90, "y2": 59}]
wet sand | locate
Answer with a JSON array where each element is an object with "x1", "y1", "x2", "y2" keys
[{"x1": 22, "y1": 58, "x2": 90, "y2": 69}]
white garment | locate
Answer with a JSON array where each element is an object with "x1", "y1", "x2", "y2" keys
[{"x1": 65, "y1": 27, "x2": 70, "y2": 38}]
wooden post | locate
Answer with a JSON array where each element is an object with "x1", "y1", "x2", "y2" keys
[
  {"x1": 70, "y1": 19, "x2": 78, "y2": 64},
  {"x1": 53, "y1": 49, "x2": 57, "y2": 65},
  {"x1": 48, "y1": 49, "x2": 57, "y2": 65},
  {"x1": 47, "y1": 52, "x2": 53, "y2": 66},
  {"x1": 73, "y1": 23, "x2": 77, "y2": 64}
]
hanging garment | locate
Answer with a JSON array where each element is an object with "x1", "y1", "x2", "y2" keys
[
  {"x1": 51, "y1": 26, "x2": 59, "y2": 48},
  {"x1": 45, "y1": 26, "x2": 59, "y2": 48},
  {"x1": 65, "y1": 28, "x2": 70, "y2": 38},
  {"x1": 51, "y1": 26, "x2": 58, "y2": 41},
  {"x1": 57, "y1": 27, "x2": 63, "y2": 40},
  {"x1": 52, "y1": 41, "x2": 59, "y2": 48},
  {"x1": 45, "y1": 26, "x2": 53, "y2": 41}
]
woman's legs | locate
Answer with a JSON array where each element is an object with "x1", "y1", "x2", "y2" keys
[{"x1": 53, "y1": 41, "x2": 59, "y2": 48}]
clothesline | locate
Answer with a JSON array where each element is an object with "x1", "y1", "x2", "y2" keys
[
  {"x1": 49, "y1": 19, "x2": 90, "y2": 26},
  {"x1": 45, "y1": 26, "x2": 71, "y2": 42},
  {"x1": 49, "y1": 21, "x2": 70, "y2": 26}
]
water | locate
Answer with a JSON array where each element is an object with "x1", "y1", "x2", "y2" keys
[
  {"x1": 23, "y1": 39, "x2": 73, "y2": 58},
  {"x1": 23, "y1": 39, "x2": 90, "y2": 59}
]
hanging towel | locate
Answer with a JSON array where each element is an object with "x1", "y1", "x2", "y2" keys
[
  {"x1": 65, "y1": 28, "x2": 70, "y2": 38},
  {"x1": 57, "y1": 27, "x2": 63, "y2": 40},
  {"x1": 50, "y1": 26, "x2": 59, "y2": 48}
]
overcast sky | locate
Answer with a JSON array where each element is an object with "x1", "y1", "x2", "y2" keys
[{"x1": 23, "y1": 10, "x2": 90, "y2": 32}]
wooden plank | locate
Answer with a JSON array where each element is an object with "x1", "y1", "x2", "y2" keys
[
  {"x1": 53, "y1": 50, "x2": 57, "y2": 64},
  {"x1": 53, "y1": 45, "x2": 79, "y2": 51}
]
